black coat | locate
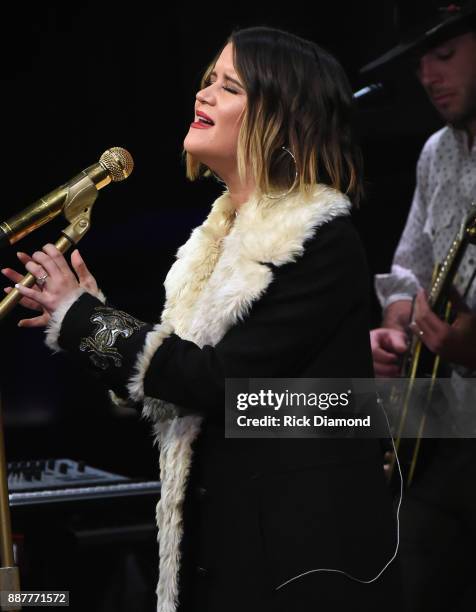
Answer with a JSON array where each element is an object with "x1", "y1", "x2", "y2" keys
[{"x1": 51, "y1": 186, "x2": 401, "y2": 611}]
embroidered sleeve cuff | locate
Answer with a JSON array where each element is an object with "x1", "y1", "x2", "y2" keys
[
  {"x1": 45, "y1": 288, "x2": 90, "y2": 352},
  {"x1": 44, "y1": 288, "x2": 109, "y2": 353},
  {"x1": 51, "y1": 292, "x2": 157, "y2": 402}
]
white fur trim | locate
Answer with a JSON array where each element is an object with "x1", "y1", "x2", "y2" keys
[
  {"x1": 128, "y1": 321, "x2": 175, "y2": 402},
  {"x1": 235, "y1": 185, "x2": 351, "y2": 266},
  {"x1": 161, "y1": 192, "x2": 236, "y2": 339},
  {"x1": 96, "y1": 288, "x2": 107, "y2": 303},
  {"x1": 107, "y1": 390, "x2": 140, "y2": 416},
  {"x1": 141, "y1": 397, "x2": 181, "y2": 424},
  {"x1": 44, "y1": 288, "x2": 86, "y2": 352},
  {"x1": 44, "y1": 288, "x2": 107, "y2": 353},
  {"x1": 108, "y1": 389, "x2": 129, "y2": 408},
  {"x1": 152, "y1": 415, "x2": 203, "y2": 612}
]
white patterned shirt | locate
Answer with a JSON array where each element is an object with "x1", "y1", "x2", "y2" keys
[
  {"x1": 375, "y1": 125, "x2": 476, "y2": 388},
  {"x1": 375, "y1": 125, "x2": 476, "y2": 312}
]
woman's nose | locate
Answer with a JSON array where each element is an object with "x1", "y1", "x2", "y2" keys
[{"x1": 196, "y1": 85, "x2": 215, "y2": 105}]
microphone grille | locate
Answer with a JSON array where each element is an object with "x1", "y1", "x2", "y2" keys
[{"x1": 99, "y1": 147, "x2": 134, "y2": 182}]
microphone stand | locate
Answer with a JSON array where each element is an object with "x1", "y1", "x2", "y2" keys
[
  {"x1": 0, "y1": 393, "x2": 21, "y2": 611},
  {"x1": 0, "y1": 177, "x2": 101, "y2": 610}
]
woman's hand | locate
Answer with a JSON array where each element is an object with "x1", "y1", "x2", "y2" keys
[
  {"x1": 2, "y1": 245, "x2": 99, "y2": 327},
  {"x1": 2, "y1": 252, "x2": 50, "y2": 327}
]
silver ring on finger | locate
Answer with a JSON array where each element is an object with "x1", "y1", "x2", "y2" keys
[
  {"x1": 411, "y1": 320, "x2": 424, "y2": 338},
  {"x1": 36, "y1": 273, "x2": 48, "y2": 288}
]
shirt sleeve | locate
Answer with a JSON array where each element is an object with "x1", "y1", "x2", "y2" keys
[
  {"x1": 374, "y1": 144, "x2": 435, "y2": 309},
  {"x1": 55, "y1": 217, "x2": 370, "y2": 417}
]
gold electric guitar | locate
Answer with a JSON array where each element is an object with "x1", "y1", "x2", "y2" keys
[{"x1": 389, "y1": 203, "x2": 476, "y2": 486}]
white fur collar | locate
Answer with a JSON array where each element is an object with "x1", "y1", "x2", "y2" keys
[{"x1": 162, "y1": 184, "x2": 350, "y2": 347}]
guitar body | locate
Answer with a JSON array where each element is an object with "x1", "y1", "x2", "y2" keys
[
  {"x1": 388, "y1": 205, "x2": 476, "y2": 489},
  {"x1": 390, "y1": 333, "x2": 449, "y2": 490}
]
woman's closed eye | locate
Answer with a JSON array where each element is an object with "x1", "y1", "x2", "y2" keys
[{"x1": 203, "y1": 77, "x2": 240, "y2": 94}]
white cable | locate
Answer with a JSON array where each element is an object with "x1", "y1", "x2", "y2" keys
[{"x1": 275, "y1": 393, "x2": 402, "y2": 590}]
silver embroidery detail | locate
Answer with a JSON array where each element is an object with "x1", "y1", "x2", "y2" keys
[{"x1": 80, "y1": 306, "x2": 145, "y2": 370}]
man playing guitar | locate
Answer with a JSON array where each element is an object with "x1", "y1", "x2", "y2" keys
[{"x1": 363, "y1": 2, "x2": 476, "y2": 610}]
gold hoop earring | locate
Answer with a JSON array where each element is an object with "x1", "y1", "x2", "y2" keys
[{"x1": 265, "y1": 146, "x2": 299, "y2": 200}]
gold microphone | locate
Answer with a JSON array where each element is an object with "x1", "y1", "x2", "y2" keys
[{"x1": 0, "y1": 147, "x2": 134, "y2": 249}]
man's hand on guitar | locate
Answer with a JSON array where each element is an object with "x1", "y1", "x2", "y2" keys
[
  {"x1": 411, "y1": 289, "x2": 476, "y2": 370},
  {"x1": 370, "y1": 328, "x2": 408, "y2": 377}
]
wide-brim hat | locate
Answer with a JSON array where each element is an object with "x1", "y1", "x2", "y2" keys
[{"x1": 361, "y1": 0, "x2": 476, "y2": 74}]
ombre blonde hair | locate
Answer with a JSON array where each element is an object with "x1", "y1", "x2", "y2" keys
[{"x1": 185, "y1": 26, "x2": 363, "y2": 205}]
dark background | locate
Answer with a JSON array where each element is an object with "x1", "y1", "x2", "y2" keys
[{"x1": 0, "y1": 2, "x2": 443, "y2": 476}]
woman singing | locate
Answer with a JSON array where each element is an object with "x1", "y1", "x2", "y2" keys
[{"x1": 5, "y1": 26, "x2": 401, "y2": 612}]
